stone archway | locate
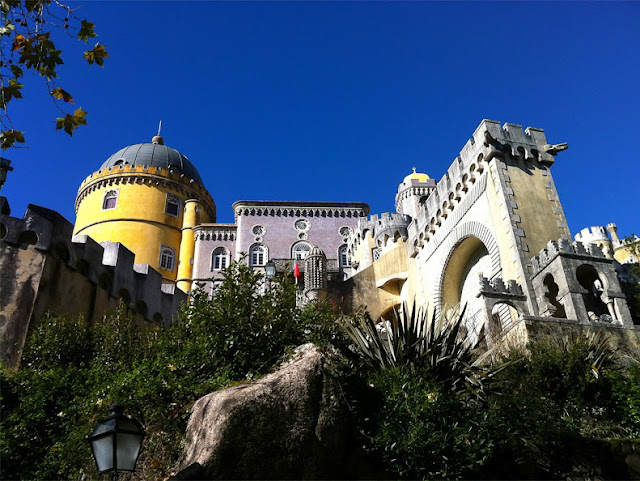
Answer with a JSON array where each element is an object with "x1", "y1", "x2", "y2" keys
[
  {"x1": 434, "y1": 221, "x2": 501, "y2": 316},
  {"x1": 433, "y1": 222, "x2": 501, "y2": 343}
]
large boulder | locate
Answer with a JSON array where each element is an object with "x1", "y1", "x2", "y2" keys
[{"x1": 174, "y1": 344, "x2": 356, "y2": 480}]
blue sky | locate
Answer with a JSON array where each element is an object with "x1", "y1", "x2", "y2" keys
[{"x1": 3, "y1": 1, "x2": 639, "y2": 239}]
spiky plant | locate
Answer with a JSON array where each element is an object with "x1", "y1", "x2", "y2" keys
[{"x1": 342, "y1": 303, "x2": 513, "y2": 397}]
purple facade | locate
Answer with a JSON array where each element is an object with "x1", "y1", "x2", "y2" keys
[{"x1": 192, "y1": 201, "x2": 369, "y2": 294}]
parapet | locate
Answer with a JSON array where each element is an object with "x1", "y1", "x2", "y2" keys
[
  {"x1": 75, "y1": 163, "x2": 216, "y2": 221},
  {"x1": 406, "y1": 120, "x2": 567, "y2": 258},
  {"x1": 531, "y1": 237, "x2": 608, "y2": 275},
  {"x1": 349, "y1": 212, "x2": 411, "y2": 253},
  {"x1": 1, "y1": 202, "x2": 186, "y2": 323},
  {"x1": 574, "y1": 225, "x2": 610, "y2": 244}
]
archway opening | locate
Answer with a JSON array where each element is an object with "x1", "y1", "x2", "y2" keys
[
  {"x1": 441, "y1": 236, "x2": 492, "y2": 343},
  {"x1": 543, "y1": 274, "x2": 566, "y2": 318},
  {"x1": 576, "y1": 264, "x2": 609, "y2": 321}
]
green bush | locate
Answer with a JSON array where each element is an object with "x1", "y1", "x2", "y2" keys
[
  {"x1": 359, "y1": 331, "x2": 640, "y2": 480},
  {"x1": 1, "y1": 261, "x2": 337, "y2": 480}
]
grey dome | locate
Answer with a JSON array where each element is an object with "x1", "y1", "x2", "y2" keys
[{"x1": 100, "y1": 142, "x2": 204, "y2": 186}]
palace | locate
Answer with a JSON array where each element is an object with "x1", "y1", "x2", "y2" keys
[{"x1": 1, "y1": 119, "x2": 638, "y2": 367}]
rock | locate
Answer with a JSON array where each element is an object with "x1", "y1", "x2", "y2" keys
[{"x1": 175, "y1": 344, "x2": 354, "y2": 480}]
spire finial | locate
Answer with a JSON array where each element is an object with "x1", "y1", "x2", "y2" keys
[
  {"x1": 412, "y1": 166, "x2": 417, "y2": 173},
  {"x1": 152, "y1": 121, "x2": 164, "y2": 145}
]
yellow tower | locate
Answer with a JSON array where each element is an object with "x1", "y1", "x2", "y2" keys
[{"x1": 73, "y1": 134, "x2": 215, "y2": 291}]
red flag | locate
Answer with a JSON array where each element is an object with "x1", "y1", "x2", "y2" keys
[{"x1": 294, "y1": 263, "x2": 300, "y2": 283}]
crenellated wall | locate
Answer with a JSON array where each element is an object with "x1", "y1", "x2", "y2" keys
[{"x1": 0, "y1": 199, "x2": 187, "y2": 368}]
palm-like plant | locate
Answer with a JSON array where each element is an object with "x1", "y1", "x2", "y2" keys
[{"x1": 342, "y1": 303, "x2": 512, "y2": 397}]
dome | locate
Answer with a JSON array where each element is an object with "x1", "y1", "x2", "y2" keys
[
  {"x1": 402, "y1": 168, "x2": 430, "y2": 185},
  {"x1": 100, "y1": 137, "x2": 204, "y2": 186}
]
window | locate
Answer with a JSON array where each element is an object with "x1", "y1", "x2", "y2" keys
[
  {"x1": 252, "y1": 225, "x2": 266, "y2": 236},
  {"x1": 339, "y1": 226, "x2": 352, "y2": 238},
  {"x1": 166, "y1": 194, "x2": 180, "y2": 217},
  {"x1": 294, "y1": 219, "x2": 310, "y2": 232},
  {"x1": 102, "y1": 190, "x2": 118, "y2": 210},
  {"x1": 249, "y1": 244, "x2": 267, "y2": 267},
  {"x1": 372, "y1": 247, "x2": 382, "y2": 262},
  {"x1": 339, "y1": 244, "x2": 351, "y2": 268},
  {"x1": 212, "y1": 247, "x2": 229, "y2": 271},
  {"x1": 292, "y1": 241, "x2": 312, "y2": 261},
  {"x1": 159, "y1": 246, "x2": 175, "y2": 271}
]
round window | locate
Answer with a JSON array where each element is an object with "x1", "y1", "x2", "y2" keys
[{"x1": 295, "y1": 219, "x2": 310, "y2": 232}]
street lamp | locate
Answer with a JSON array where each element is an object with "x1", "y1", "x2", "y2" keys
[
  {"x1": 264, "y1": 260, "x2": 276, "y2": 279},
  {"x1": 264, "y1": 260, "x2": 276, "y2": 292},
  {"x1": 88, "y1": 403, "x2": 145, "y2": 479}
]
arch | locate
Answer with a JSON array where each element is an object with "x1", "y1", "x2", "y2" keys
[
  {"x1": 159, "y1": 246, "x2": 176, "y2": 271},
  {"x1": 490, "y1": 301, "x2": 519, "y2": 336},
  {"x1": 542, "y1": 273, "x2": 566, "y2": 318},
  {"x1": 249, "y1": 243, "x2": 268, "y2": 267},
  {"x1": 211, "y1": 246, "x2": 230, "y2": 271},
  {"x1": 165, "y1": 194, "x2": 180, "y2": 217},
  {"x1": 576, "y1": 264, "x2": 609, "y2": 320},
  {"x1": 18, "y1": 230, "x2": 38, "y2": 248},
  {"x1": 292, "y1": 241, "x2": 312, "y2": 261},
  {"x1": 102, "y1": 189, "x2": 118, "y2": 210},
  {"x1": 118, "y1": 288, "x2": 131, "y2": 304},
  {"x1": 434, "y1": 221, "x2": 501, "y2": 316},
  {"x1": 338, "y1": 244, "x2": 350, "y2": 269}
]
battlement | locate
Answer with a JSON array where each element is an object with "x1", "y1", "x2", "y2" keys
[
  {"x1": 75, "y1": 163, "x2": 216, "y2": 220},
  {"x1": 478, "y1": 275, "x2": 524, "y2": 298},
  {"x1": 348, "y1": 212, "x2": 411, "y2": 253},
  {"x1": 575, "y1": 225, "x2": 610, "y2": 243},
  {"x1": 1, "y1": 202, "x2": 186, "y2": 323},
  {"x1": 531, "y1": 237, "x2": 607, "y2": 275},
  {"x1": 405, "y1": 120, "x2": 567, "y2": 258},
  {"x1": 195, "y1": 224, "x2": 237, "y2": 242}
]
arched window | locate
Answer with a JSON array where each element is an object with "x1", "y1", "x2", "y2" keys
[
  {"x1": 165, "y1": 194, "x2": 180, "y2": 217},
  {"x1": 159, "y1": 246, "x2": 175, "y2": 271},
  {"x1": 292, "y1": 241, "x2": 312, "y2": 261},
  {"x1": 338, "y1": 244, "x2": 351, "y2": 268},
  {"x1": 102, "y1": 189, "x2": 118, "y2": 210},
  {"x1": 212, "y1": 247, "x2": 229, "y2": 271},
  {"x1": 249, "y1": 244, "x2": 267, "y2": 267}
]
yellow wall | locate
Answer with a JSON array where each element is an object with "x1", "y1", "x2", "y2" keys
[
  {"x1": 74, "y1": 166, "x2": 214, "y2": 284},
  {"x1": 506, "y1": 159, "x2": 567, "y2": 257}
]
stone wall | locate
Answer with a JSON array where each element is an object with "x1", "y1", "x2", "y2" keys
[{"x1": 0, "y1": 199, "x2": 187, "y2": 368}]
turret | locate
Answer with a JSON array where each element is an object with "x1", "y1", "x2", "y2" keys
[
  {"x1": 177, "y1": 199, "x2": 201, "y2": 293},
  {"x1": 395, "y1": 168, "x2": 436, "y2": 218},
  {"x1": 606, "y1": 223, "x2": 621, "y2": 248}
]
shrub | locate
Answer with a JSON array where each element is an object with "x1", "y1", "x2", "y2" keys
[{"x1": 1, "y1": 261, "x2": 337, "y2": 480}]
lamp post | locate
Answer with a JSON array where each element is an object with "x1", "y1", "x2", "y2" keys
[
  {"x1": 264, "y1": 260, "x2": 276, "y2": 292},
  {"x1": 88, "y1": 403, "x2": 145, "y2": 480}
]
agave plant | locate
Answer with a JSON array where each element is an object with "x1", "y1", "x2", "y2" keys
[{"x1": 342, "y1": 303, "x2": 514, "y2": 397}]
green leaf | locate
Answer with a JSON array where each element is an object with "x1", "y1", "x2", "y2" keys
[
  {"x1": 55, "y1": 107, "x2": 88, "y2": 136},
  {"x1": 1, "y1": 78, "x2": 24, "y2": 106},
  {"x1": 51, "y1": 87, "x2": 74, "y2": 103},
  {"x1": 78, "y1": 19, "x2": 97, "y2": 42},
  {"x1": 83, "y1": 43, "x2": 108, "y2": 66},
  {"x1": 1, "y1": 129, "x2": 26, "y2": 150}
]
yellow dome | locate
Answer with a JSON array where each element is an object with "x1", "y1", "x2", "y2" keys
[{"x1": 403, "y1": 168, "x2": 430, "y2": 185}]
